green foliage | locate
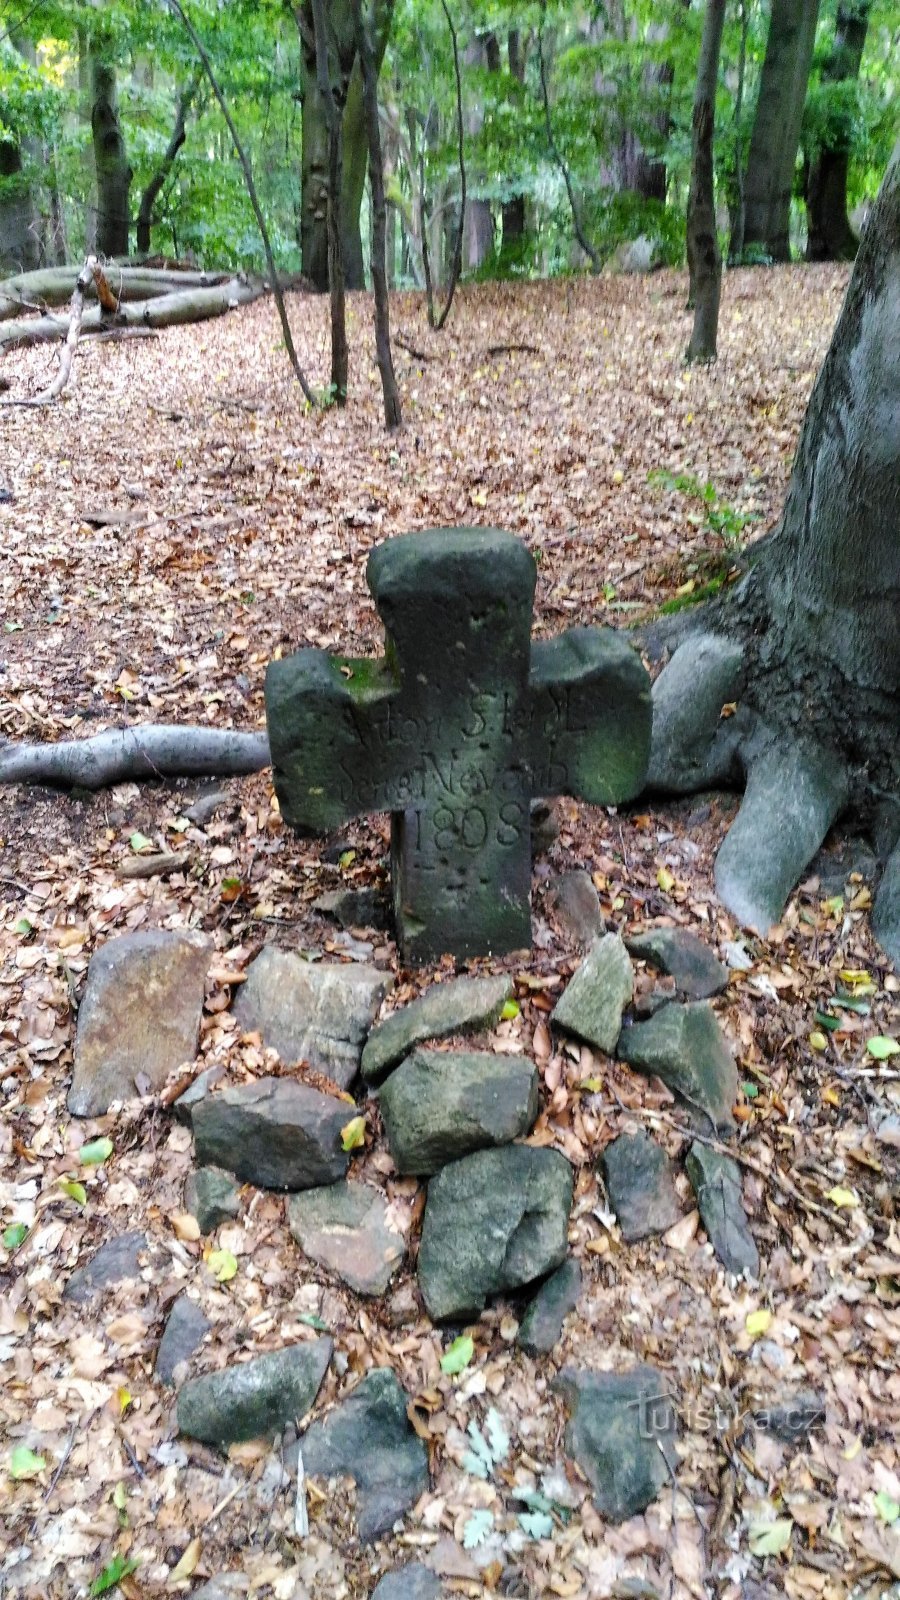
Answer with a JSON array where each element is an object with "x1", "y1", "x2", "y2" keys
[{"x1": 648, "y1": 468, "x2": 756, "y2": 550}]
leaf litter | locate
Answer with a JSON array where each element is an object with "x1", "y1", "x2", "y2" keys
[{"x1": 1, "y1": 268, "x2": 899, "y2": 1599}]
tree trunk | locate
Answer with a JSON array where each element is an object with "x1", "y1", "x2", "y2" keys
[
  {"x1": 647, "y1": 142, "x2": 900, "y2": 961},
  {"x1": 742, "y1": 0, "x2": 821, "y2": 260},
  {"x1": 805, "y1": 0, "x2": 871, "y2": 262},
  {"x1": 137, "y1": 83, "x2": 195, "y2": 254},
  {"x1": 352, "y1": 0, "x2": 402, "y2": 428},
  {"x1": 499, "y1": 31, "x2": 527, "y2": 266},
  {"x1": 0, "y1": 139, "x2": 39, "y2": 273},
  {"x1": 90, "y1": 47, "x2": 132, "y2": 257},
  {"x1": 462, "y1": 35, "x2": 494, "y2": 271},
  {"x1": 686, "y1": 0, "x2": 726, "y2": 361},
  {"x1": 310, "y1": 0, "x2": 349, "y2": 402}
]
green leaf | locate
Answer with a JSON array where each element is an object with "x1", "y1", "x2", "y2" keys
[
  {"x1": 79, "y1": 1138, "x2": 113, "y2": 1166},
  {"x1": 57, "y1": 1178, "x2": 87, "y2": 1206},
  {"x1": 128, "y1": 831, "x2": 153, "y2": 854},
  {"x1": 90, "y1": 1554, "x2": 139, "y2": 1596},
  {"x1": 874, "y1": 1490, "x2": 900, "y2": 1524},
  {"x1": 338, "y1": 849, "x2": 356, "y2": 870},
  {"x1": 440, "y1": 1334, "x2": 474, "y2": 1375},
  {"x1": 741, "y1": 1081, "x2": 759, "y2": 1099},
  {"x1": 206, "y1": 1249, "x2": 238, "y2": 1282},
  {"x1": 4, "y1": 620, "x2": 23, "y2": 632},
  {"x1": 748, "y1": 1517, "x2": 793, "y2": 1556},
  {"x1": 484, "y1": 1407, "x2": 509, "y2": 1463},
  {"x1": 813, "y1": 1010, "x2": 841, "y2": 1031},
  {"x1": 462, "y1": 1509, "x2": 493, "y2": 1549},
  {"x1": 500, "y1": 998, "x2": 520, "y2": 1021},
  {"x1": 9, "y1": 1446, "x2": 45, "y2": 1480},
  {"x1": 832, "y1": 994, "x2": 870, "y2": 1015},
  {"x1": 3, "y1": 1222, "x2": 28, "y2": 1250},
  {"x1": 519, "y1": 1510, "x2": 554, "y2": 1540},
  {"x1": 340, "y1": 1115, "x2": 366, "y2": 1152},
  {"x1": 14, "y1": 917, "x2": 33, "y2": 936},
  {"x1": 867, "y1": 1036, "x2": 900, "y2": 1060},
  {"x1": 297, "y1": 1313, "x2": 329, "y2": 1331}
]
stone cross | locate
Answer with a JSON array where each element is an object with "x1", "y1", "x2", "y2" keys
[{"x1": 266, "y1": 528, "x2": 650, "y2": 963}]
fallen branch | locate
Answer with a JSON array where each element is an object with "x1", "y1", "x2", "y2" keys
[
  {"x1": 0, "y1": 264, "x2": 232, "y2": 320},
  {"x1": 0, "y1": 275, "x2": 268, "y2": 353},
  {"x1": 0, "y1": 726, "x2": 271, "y2": 789},
  {"x1": 0, "y1": 257, "x2": 94, "y2": 408}
]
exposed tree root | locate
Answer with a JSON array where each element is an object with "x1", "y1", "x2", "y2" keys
[
  {"x1": 873, "y1": 840, "x2": 900, "y2": 966},
  {"x1": 0, "y1": 726, "x2": 270, "y2": 789}
]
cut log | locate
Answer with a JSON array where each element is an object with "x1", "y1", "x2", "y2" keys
[
  {"x1": 0, "y1": 276, "x2": 268, "y2": 353},
  {"x1": 0, "y1": 264, "x2": 232, "y2": 319},
  {"x1": 0, "y1": 726, "x2": 271, "y2": 789}
]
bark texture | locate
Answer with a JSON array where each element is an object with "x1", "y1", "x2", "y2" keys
[
  {"x1": 743, "y1": 0, "x2": 821, "y2": 260},
  {"x1": 352, "y1": 0, "x2": 401, "y2": 427},
  {"x1": 649, "y1": 143, "x2": 899, "y2": 955},
  {"x1": 686, "y1": 0, "x2": 726, "y2": 361},
  {"x1": 805, "y1": 0, "x2": 871, "y2": 262},
  {"x1": 91, "y1": 49, "x2": 132, "y2": 257}
]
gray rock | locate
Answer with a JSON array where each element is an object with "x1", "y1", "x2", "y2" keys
[
  {"x1": 626, "y1": 928, "x2": 728, "y2": 999},
  {"x1": 288, "y1": 1181, "x2": 405, "y2": 1296},
  {"x1": 600, "y1": 1132, "x2": 682, "y2": 1243},
  {"x1": 531, "y1": 798, "x2": 560, "y2": 855},
  {"x1": 379, "y1": 1048, "x2": 539, "y2": 1176},
  {"x1": 686, "y1": 1142, "x2": 759, "y2": 1276},
  {"x1": 64, "y1": 1230, "x2": 146, "y2": 1304},
  {"x1": 68, "y1": 930, "x2": 211, "y2": 1116},
  {"x1": 372, "y1": 1567, "x2": 442, "y2": 1600},
  {"x1": 418, "y1": 1146, "x2": 573, "y2": 1322},
  {"x1": 617, "y1": 1002, "x2": 738, "y2": 1132},
  {"x1": 554, "y1": 1365, "x2": 678, "y2": 1522},
  {"x1": 177, "y1": 1338, "x2": 332, "y2": 1447},
  {"x1": 185, "y1": 790, "x2": 231, "y2": 826},
  {"x1": 549, "y1": 871, "x2": 604, "y2": 947},
  {"x1": 289, "y1": 1368, "x2": 429, "y2": 1542},
  {"x1": 551, "y1": 934, "x2": 634, "y2": 1053},
  {"x1": 755, "y1": 1388, "x2": 825, "y2": 1442},
  {"x1": 313, "y1": 887, "x2": 389, "y2": 930},
  {"x1": 156, "y1": 1295, "x2": 211, "y2": 1386},
  {"x1": 518, "y1": 1259, "x2": 581, "y2": 1355},
  {"x1": 185, "y1": 1167, "x2": 241, "y2": 1234},
  {"x1": 173, "y1": 1065, "x2": 224, "y2": 1125},
  {"x1": 232, "y1": 946, "x2": 392, "y2": 1088},
  {"x1": 192, "y1": 1078, "x2": 350, "y2": 1191},
  {"x1": 646, "y1": 634, "x2": 746, "y2": 795},
  {"x1": 361, "y1": 974, "x2": 513, "y2": 1086}
]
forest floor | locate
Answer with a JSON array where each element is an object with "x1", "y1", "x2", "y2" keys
[{"x1": 1, "y1": 266, "x2": 899, "y2": 1600}]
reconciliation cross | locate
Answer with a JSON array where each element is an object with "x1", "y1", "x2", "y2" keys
[{"x1": 266, "y1": 528, "x2": 650, "y2": 963}]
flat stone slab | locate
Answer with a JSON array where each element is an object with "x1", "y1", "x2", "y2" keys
[
  {"x1": 267, "y1": 527, "x2": 650, "y2": 963},
  {"x1": 68, "y1": 930, "x2": 211, "y2": 1116},
  {"x1": 232, "y1": 947, "x2": 392, "y2": 1089},
  {"x1": 185, "y1": 1167, "x2": 241, "y2": 1234},
  {"x1": 379, "y1": 1048, "x2": 539, "y2": 1176},
  {"x1": 361, "y1": 974, "x2": 513, "y2": 1086},
  {"x1": 156, "y1": 1295, "x2": 211, "y2": 1386},
  {"x1": 372, "y1": 1567, "x2": 442, "y2": 1600},
  {"x1": 177, "y1": 1338, "x2": 332, "y2": 1448},
  {"x1": 549, "y1": 871, "x2": 604, "y2": 947},
  {"x1": 192, "y1": 1078, "x2": 350, "y2": 1191},
  {"x1": 617, "y1": 1001, "x2": 737, "y2": 1132},
  {"x1": 64, "y1": 1230, "x2": 146, "y2": 1304},
  {"x1": 518, "y1": 1259, "x2": 581, "y2": 1355},
  {"x1": 554, "y1": 1365, "x2": 678, "y2": 1522},
  {"x1": 551, "y1": 934, "x2": 634, "y2": 1053},
  {"x1": 600, "y1": 1131, "x2": 682, "y2": 1243},
  {"x1": 686, "y1": 1142, "x2": 759, "y2": 1276},
  {"x1": 313, "y1": 887, "x2": 390, "y2": 930},
  {"x1": 418, "y1": 1146, "x2": 573, "y2": 1323},
  {"x1": 626, "y1": 928, "x2": 728, "y2": 999},
  {"x1": 287, "y1": 1181, "x2": 405, "y2": 1296},
  {"x1": 289, "y1": 1368, "x2": 429, "y2": 1542}
]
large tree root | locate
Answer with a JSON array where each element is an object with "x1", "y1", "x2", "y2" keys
[
  {"x1": 873, "y1": 840, "x2": 900, "y2": 966},
  {"x1": 0, "y1": 726, "x2": 270, "y2": 789}
]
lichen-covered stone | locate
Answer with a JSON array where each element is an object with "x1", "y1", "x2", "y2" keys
[
  {"x1": 626, "y1": 927, "x2": 728, "y2": 999},
  {"x1": 287, "y1": 1181, "x2": 405, "y2": 1296},
  {"x1": 686, "y1": 1142, "x2": 759, "y2": 1276},
  {"x1": 379, "y1": 1048, "x2": 539, "y2": 1175},
  {"x1": 518, "y1": 1259, "x2": 581, "y2": 1355},
  {"x1": 361, "y1": 974, "x2": 512, "y2": 1086},
  {"x1": 232, "y1": 947, "x2": 391, "y2": 1088},
  {"x1": 617, "y1": 1001, "x2": 738, "y2": 1132},
  {"x1": 185, "y1": 1167, "x2": 240, "y2": 1234},
  {"x1": 600, "y1": 1132, "x2": 682, "y2": 1243},
  {"x1": 177, "y1": 1338, "x2": 332, "y2": 1447},
  {"x1": 68, "y1": 930, "x2": 211, "y2": 1116},
  {"x1": 552, "y1": 934, "x2": 634, "y2": 1053},
  {"x1": 418, "y1": 1146, "x2": 573, "y2": 1322},
  {"x1": 554, "y1": 1364, "x2": 678, "y2": 1522}
]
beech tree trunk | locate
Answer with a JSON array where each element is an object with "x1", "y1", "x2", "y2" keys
[
  {"x1": 462, "y1": 34, "x2": 494, "y2": 271},
  {"x1": 805, "y1": 0, "x2": 871, "y2": 262},
  {"x1": 137, "y1": 83, "x2": 196, "y2": 254},
  {"x1": 648, "y1": 142, "x2": 900, "y2": 962},
  {"x1": 686, "y1": 0, "x2": 726, "y2": 361},
  {"x1": 743, "y1": 0, "x2": 821, "y2": 260},
  {"x1": 91, "y1": 47, "x2": 132, "y2": 257},
  {"x1": 0, "y1": 139, "x2": 39, "y2": 273}
]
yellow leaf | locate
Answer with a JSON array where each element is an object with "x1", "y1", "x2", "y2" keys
[
  {"x1": 171, "y1": 1212, "x2": 201, "y2": 1242},
  {"x1": 809, "y1": 1031, "x2": 828, "y2": 1052},
  {"x1": 117, "y1": 1386, "x2": 132, "y2": 1416},
  {"x1": 840, "y1": 969, "x2": 871, "y2": 985},
  {"x1": 207, "y1": 1249, "x2": 238, "y2": 1282},
  {"x1": 827, "y1": 1186, "x2": 859, "y2": 1209},
  {"x1": 656, "y1": 866, "x2": 675, "y2": 893},
  {"x1": 746, "y1": 1309, "x2": 772, "y2": 1338},
  {"x1": 612, "y1": 469, "x2": 624, "y2": 484},
  {"x1": 340, "y1": 1115, "x2": 366, "y2": 1152},
  {"x1": 822, "y1": 1085, "x2": 841, "y2": 1106},
  {"x1": 842, "y1": 1436, "x2": 863, "y2": 1460},
  {"x1": 170, "y1": 1537, "x2": 202, "y2": 1581}
]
